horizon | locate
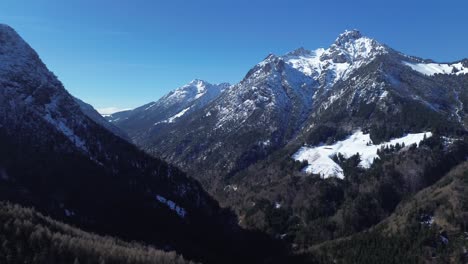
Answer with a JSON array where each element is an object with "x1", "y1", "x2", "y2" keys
[{"x1": 1, "y1": 0, "x2": 467, "y2": 114}]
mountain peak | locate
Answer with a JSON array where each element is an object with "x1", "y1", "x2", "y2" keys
[
  {"x1": 188, "y1": 79, "x2": 208, "y2": 86},
  {"x1": 286, "y1": 47, "x2": 313, "y2": 57},
  {"x1": 0, "y1": 23, "x2": 14, "y2": 33},
  {"x1": 0, "y1": 23, "x2": 46, "y2": 77},
  {"x1": 334, "y1": 29, "x2": 363, "y2": 45},
  {"x1": 0, "y1": 23, "x2": 29, "y2": 50}
]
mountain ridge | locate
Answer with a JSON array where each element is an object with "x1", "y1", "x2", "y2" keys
[
  {"x1": 0, "y1": 23, "x2": 286, "y2": 264},
  {"x1": 110, "y1": 29, "x2": 468, "y2": 189}
]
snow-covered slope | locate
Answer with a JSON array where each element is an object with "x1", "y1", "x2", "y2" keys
[
  {"x1": 107, "y1": 79, "x2": 230, "y2": 141},
  {"x1": 109, "y1": 79, "x2": 229, "y2": 123},
  {"x1": 293, "y1": 131, "x2": 432, "y2": 179},
  {"x1": 283, "y1": 30, "x2": 387, "y2": 88},
  {"x1": 157, "y1": 79, "x2": 230, "y2": 108},
  {"x1": 403, "y1": 61, "x2": 468, "y2": 76}
]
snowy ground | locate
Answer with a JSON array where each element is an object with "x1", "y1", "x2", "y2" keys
[
  {"x1": 404, "y1": 61, "x2": 468, "y2": 76},
  {"x1": 293, "y1": 131, "x2": 432, "y2": 179}
]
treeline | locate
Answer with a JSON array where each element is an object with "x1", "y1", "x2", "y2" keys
[
  {"x1": 0, "y1": 201, "x2": 196, "y2": 264},
  {"x1": 309, "y1": 226, "x2": 451, "y2": 264}
]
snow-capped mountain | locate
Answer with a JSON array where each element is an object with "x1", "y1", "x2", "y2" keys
[
  {"x1": 209, "y1": 31, "x2": 468, "y2": 249},
  {"x1": 111, "y1": 30, "x2": 440, "y2": 187},
  {"x1": 107, "y1": 79, "x2": 230, "y2": 142},
  {"x1": 2, "y1": 22, "x2": 468, "y2": 262},
  {"x1": 282, "y1": 30, "x2": 387, "y2": 88},
  {"x1": 0, "y1": 24, "x2": 273, "y2": 264},
  {"x1": 110, "y1": 29, "x2": 466, "y2": 193}
]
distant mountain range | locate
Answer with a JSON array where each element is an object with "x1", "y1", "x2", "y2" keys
[
  {"x1": 1, "y1": 23, "x2": 467, "y2": 264},
  {"x1": 108, "y1": 29, "x2": 468, "y2": 261},
  {"x1": 109, "y1": 29, "x2": 467, "y2": 188}
]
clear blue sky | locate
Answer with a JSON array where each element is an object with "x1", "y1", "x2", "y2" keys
[{"x1": 1, "y1": 0, "x2": 467, "y2": 113}]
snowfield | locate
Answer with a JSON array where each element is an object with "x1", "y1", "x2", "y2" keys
[
  {"x1": 293, "y1": 131, "x2": 432, "y2": 179},
  {"x1": 403, "y1": 61, "x2": 468, "y2": 76}
]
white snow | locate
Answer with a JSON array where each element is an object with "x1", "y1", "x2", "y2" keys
[
  {"x1": 144, "y1": 103, "x2": 157, "y2": 111},
  {"x1": 43, "y1": 99, "x2": 88, "y2": 153},
  {"x1": 160, "y1": 80, "x2": 229, "y2": 108},
  {"x1": 224, "y1": 185, "x2": 238, "y2": 192},
  {"x1": 404, "y1": 61, "x2": 468, "y2": 76},
  {"x1": 293, "y1": 130, "x2": 432, "y2": 179},
  {"x1": 193, "y1": 80, "x2": 207, "y2": 99},
  {"x1": 274, "y1": 202, "x2": 282, "y2": 209},
  {"x1": 286, "y1": 48, "x2": 326, "y2": 77},
  {"x1": 283, "y1": 32, "x2": 387, "y2": 87},
  {"x1": 156, "y1": 195, "x2": 187, "y2": 218},
  {"x1": 380, "y1": 91, "x2": 389, "y2": 98},
  {"x1": 167, "y1": 107, "x2": 191, "y2": 123},
  {"x1": 154, "y1": 107, "x2": 192, "y2": 125},
  {"x1": 212, "y1": 31, "x2": 387, "y2": 130}
]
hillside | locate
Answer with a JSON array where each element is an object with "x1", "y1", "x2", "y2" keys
[
  {"x1": 0, "y1": 201, "x2": 196, "y2": 264},
  {"x1": 0, "y1": 23, "x2": 286, "y2": 264},
  {"x1": 308, "y1": 161, "x2": 468, "y2": 263}
]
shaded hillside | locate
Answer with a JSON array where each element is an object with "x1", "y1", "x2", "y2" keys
[
  {"x1": 0, "y1": 201, "x2": 196, "y2": 264},
  {"x1": 0, "y1": 23, "x2": 286, "y2": 264},
  {"x1": 220, "y1": 135, "x2": 467, "y2": 251}
]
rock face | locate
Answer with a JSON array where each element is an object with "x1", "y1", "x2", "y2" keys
[{"x1": 111, "y1": 29, "x2": 468, "y2": 193}]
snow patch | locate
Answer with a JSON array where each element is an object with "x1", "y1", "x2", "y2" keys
[
  {"x1": 274, "y1": 202, "x2": 282, "y2": 209},
  {"x1": 224, "y1": 185, "x2": 238, "y2": 192},
  {"x1": 167, "y1": 107, "x2": 191, "y2": 123},
  {"x1": 404, "y1": 61, "x2": 468, "y2": 76},
  {"x1": 43, "y1": 113, "x2": 88, "y2": 152},
  {"x1": 154, "y1": 107, "x2": 191, "y2": 125},
  {"x1": 144, "y1": 102, "x2": 157, "y2": 111},
  {"x1": 293, "y1": 131, "x2": 432, "y2": 179}
]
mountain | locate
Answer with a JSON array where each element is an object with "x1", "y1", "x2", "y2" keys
[
  {"x1": 217, "y1": 31, "x2": 468, "y2": 251},
  {"x1": 0, "y1": 24, "x2": 286, "y2": 264},
  {"x1": 106, "y1": 79, "x2": 230, "y2": 143},
  {"x1": 111, "y1": 30, "x2": 467, "y2": 189},
  {"x1": 4, "y1": 20, "x2": 466, "y2": 262},
  {"x1": 109, "y1": 29, "x2": 468, "y2": 254},
  {"x1": 73, "y1": 96, "x2": 130, "y2": 141}
]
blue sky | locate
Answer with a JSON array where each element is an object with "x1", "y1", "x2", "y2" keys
[{"x1": 1, "y1": 0, "x2": 467, "y2": 113}]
